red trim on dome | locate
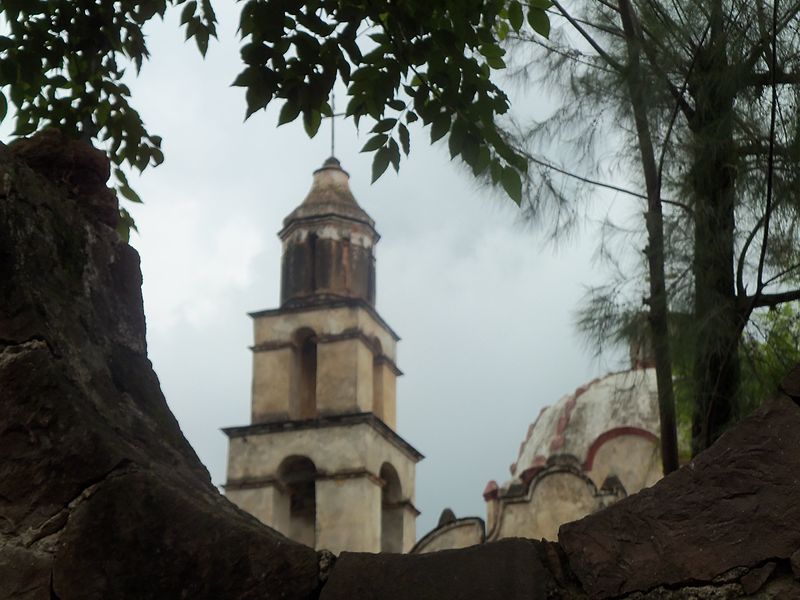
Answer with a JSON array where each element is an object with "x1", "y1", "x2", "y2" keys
[
  {"x1": 483, "y1": 480, "x2": 499, "y2": 501},
  {"x1": 519, "y1": 465, "x2": 545, "y2": 486},
  {"x1": 582, "y1": 426, "x2": 658, "y2": 471}
]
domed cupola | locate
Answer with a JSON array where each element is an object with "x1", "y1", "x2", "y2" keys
[{"x1": 279, "y1": 157, "x2": 378, "y2": 307}]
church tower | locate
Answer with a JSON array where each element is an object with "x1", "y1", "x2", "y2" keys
[{"x1": 223, "y1": 157, "x2": 422, "y2": 554}]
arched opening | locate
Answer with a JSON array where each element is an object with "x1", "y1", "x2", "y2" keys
[
  {"x1": 294, "y1": 328, "x2": 317, "y2": 419},
  {"x1": 372, "y1": 338, "x2": 384, "y2": 420},
  {"x1": 278, "y1": 455, "x2": 317, "y2": 547},
  {"x1": 380, "y1": 462, "x2": 404, "y2": 552}
]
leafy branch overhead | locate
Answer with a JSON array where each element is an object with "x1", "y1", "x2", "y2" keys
[
  {"x1": 0, "y1": 0, "x2": 548, "y2": 227},
  {"x1": 232, "y1": 0, "x2": 552, "y2": 203},
  {"x1": 0, "y1": 0, "x2": 216, "y2": 237}
]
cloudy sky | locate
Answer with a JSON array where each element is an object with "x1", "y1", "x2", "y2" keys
[{"x1": 120, "y1": 6, "x2": 634, "y2": 534}]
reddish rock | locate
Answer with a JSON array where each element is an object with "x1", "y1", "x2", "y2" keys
[
  {"x1": 740, "y1": 562, "x2": 776, "y2": 595},
  {"x1": 559, "y1": 393, "x2": 800, "y2": 598},
  {"x1": 0, "y1": 133, "x2": 318, "y2": 599}
]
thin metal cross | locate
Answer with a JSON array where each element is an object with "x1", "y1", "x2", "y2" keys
[{"x1": 325, "y1": 92, "x2": 347, "y2": 157}]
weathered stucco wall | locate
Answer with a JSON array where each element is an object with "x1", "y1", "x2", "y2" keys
[
  {"x1": 586, "y1": 433, "x2": 661, "y2": 494},
  {"x1": 490, "y1": 471, "x2": 599, "y2": 541},
  {"x1": 250, "y1": 304, "x2": 400, "y2": 426},
  {"x1": 413, "y1": 518, "x2": 485, "y2": 554},
  {"x1": 253, "y1": 305, "x2": 397, "y2": 360},
  {"x1": 225, "y1": 418, "x2": 420, "y2": 553}
]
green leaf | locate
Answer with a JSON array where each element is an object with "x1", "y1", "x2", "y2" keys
[
  {"x1": 195, "y1": 28, "x2": 210, "y2": 56},
  {"x1": 151, "y1": 147, "x2": 165, "y2": 166},
  {"x1": 114, "y1": 168, "x2": 129, "y2": 187},
  {"x1": 500, "y1": 166, "x2": 523, "y2": 204},
  {"x1": 479, "y1": 44, "x2": 505, "y2": 60},
  {"x1": 361, "y1": 134, "x2": 388, "y2": 152},
  {"x1": 473, "y1": 146, "x2": 491, "y2": 176},
  {"x1": 277, "y1": 101, "x2": 300, "y2": 126},
  {"x1": 398, "y1": 123, "x2": 410, "y2": 156},
  {"x1": 528, "y1": 9, "x2": 551, "y2": 37},
  {"x1": 462, "y1": 135, "x2": 480, "y2": 168},
  {"x1": 449, "y1": 118, "x2": 466, "y2": 158},
  {"x1": 0, "y1": 92, "x2": 7, "y2": 122},
  {"x1": 304, "y1": 109, "x2": 322, "y2": 137},
  {"x1": 119, "y1": 184, "x2": 143, "y2": 204},
  {"x1": 529, "y1": 0, "x2": 554, "y2": 8},
  {"x1": 180, "y1": 1, "x2": 197, "y2": 25},
  {"x1": 486, "y1": 57, "x2": 506, "y2": 70},
  {"x1": 508, "y1": 1, "x2": 524, "y2": 32},
  {"x1": 371, "y1": 147, "x2": 391, "y2": 183},
  {"x1": 430, "y1": 112, "x2": 450, "y2": 143},
  {"x1": 371, "y1": 118, "x2": 397, "y2": 133},
  {"x1": 388, "y1": 138, "x2": 401, "y2": 172},
  {"x1": 497, "y1": 20, "x2": 510, "y2": 41}
]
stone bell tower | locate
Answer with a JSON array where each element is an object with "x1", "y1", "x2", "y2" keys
[{"x1": 223, "y1": 157, "x2": 422, "y2": 554}]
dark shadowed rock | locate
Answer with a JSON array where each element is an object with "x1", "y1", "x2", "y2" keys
[
  {"x1": 319, "y1": 538, "x2": 575, "y2": 600},
  {"x1": 0, "y1": 132, "x2": 318, "y2": 599},
  {"x1": 559, "y1": 393, "x2": 800, "y2": 598}
]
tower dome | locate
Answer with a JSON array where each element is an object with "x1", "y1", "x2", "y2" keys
[{"x1": 279, "y1": 157, "x2": 378, "y2": 307}]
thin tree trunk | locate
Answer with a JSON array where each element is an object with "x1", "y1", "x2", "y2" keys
[
  {"x1": 687, "y1": 0, "x2": 742, "y2": 455},
  {"x1": 618, "y1": 0, "x2": 680, "y2": 475}
]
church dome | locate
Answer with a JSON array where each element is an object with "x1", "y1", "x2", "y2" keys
[{"x1": 508, "y1": 368, "x2": 660, "y2": 485}]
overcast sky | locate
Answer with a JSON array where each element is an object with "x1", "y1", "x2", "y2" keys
[{"x1": 119, "y1": 6, "x2": 634, "y2": 535}]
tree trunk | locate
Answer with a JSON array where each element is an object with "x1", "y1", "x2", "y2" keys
[
  {"x1": 618, "y1": 0, "x2": 680, "y2": 474},
  {"x1": 688, "y1": 0, "x2": 743, "y2": 455}
]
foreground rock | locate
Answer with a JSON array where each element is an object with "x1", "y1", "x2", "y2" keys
[
  {"x1": 559, "y1": 392, "x2": 800, "y2": 598},
  {"x1": 320, "y1": 538, "x2": 580, "y2": 600},
  {"x1": 0, "y1": 131, "x2": 319, "y2": 599}
]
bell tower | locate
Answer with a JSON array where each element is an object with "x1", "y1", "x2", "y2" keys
[{"x1": 223, "y1": 158, "x2": 422, "y2": 554}]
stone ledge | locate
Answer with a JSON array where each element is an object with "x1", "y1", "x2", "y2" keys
[{"x1": 222, "y1": 411, "x2": 424, "y2": 462}]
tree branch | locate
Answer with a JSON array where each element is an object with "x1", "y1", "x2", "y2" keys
[
  {"x1": 743, "y1": 288, "x2": 800, "y2": 309},
  {"x1": 755, "y1": 0, "x2": 780, "y2": 303},
  {"x1": 763, "y1": 261, "x2": 800, "y2": 287},
  {"x1": 736, "y1": 213, "x2": 766, "y2": 297},
  {"x1": 523, "y1": 152, "x2": 692, "y2": 213},
  {"x1": 551, "y1": 0, "x2": 624, "y2": 71},
  {"x1": 747, "y1": 70, "x2": 800, "y2": 86}
]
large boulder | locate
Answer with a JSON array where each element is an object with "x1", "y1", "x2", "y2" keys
[
  {"x1": 0, "y1": 131, "x2": 319, "y2": 599},
  {"x1": 319, "y1": 538, "x2": 580, "y2": 600},
  {"x1": 559, "y1": 390, "x2": 800, "y2": 598}
]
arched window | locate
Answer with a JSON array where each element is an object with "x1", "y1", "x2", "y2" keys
[
  {"x1": 372, "y1": 338, "x2": 384, "y2": 420},
  {"x1": 294, "y1": 328, "x2": 317, "y2": 419},
  {"x1": 278, "y1": 456, "x2": 317, "y2": 547},
  {"x1": 380, "y1": 462, "x2": 404, "y2": 552}
]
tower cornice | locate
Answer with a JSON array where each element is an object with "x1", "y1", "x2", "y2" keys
[
  {"x1": 249, "y1": 297, "x2": 401, "y2": 342},
  {"x1": 222, "y1": 412, "x2": 424, "y2": 463}
]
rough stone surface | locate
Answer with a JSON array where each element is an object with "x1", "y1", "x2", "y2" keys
[
  {"x1": 739, "y1": 562, "x2": 776, "y2": 595},
  {"x1": 559, "y1": 394, "x2": 800, "y2": 598},
  {"x1": 319, "y1": 538, "x2": 579, "y2": 600},
  {"x1": 0, "y1": 132, "x2": 318, "y2": 599}
]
